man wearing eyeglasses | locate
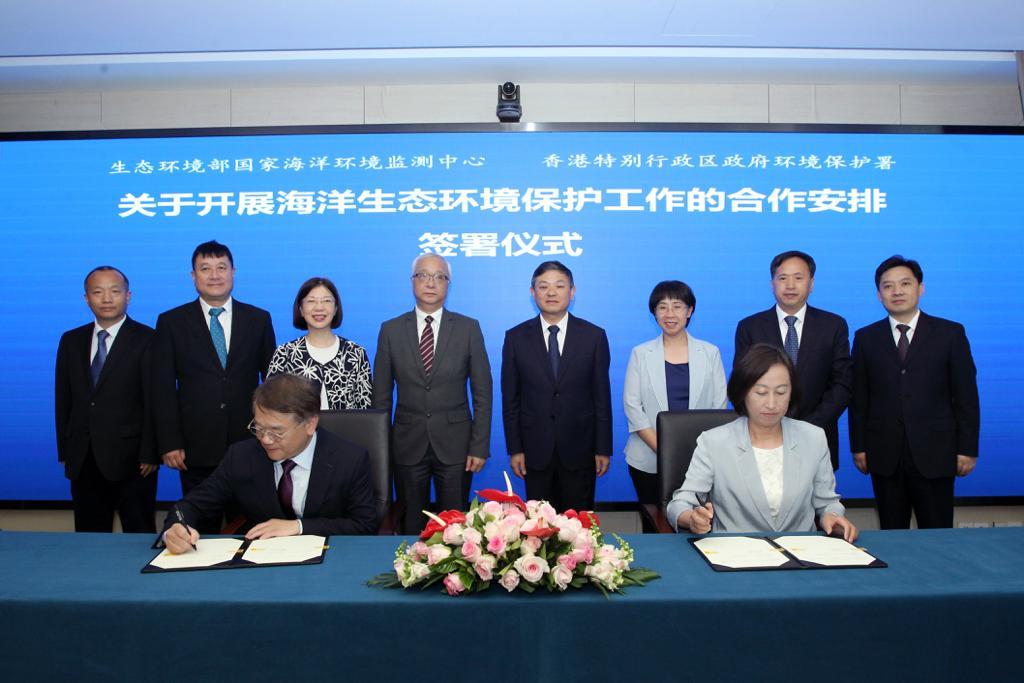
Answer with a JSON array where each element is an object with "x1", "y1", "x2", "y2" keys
[
  {"x1": 372, "y1": 254, "x2": 492, "y2": 534},
  {"x1": 162, "y1": 374, "x2": 377, "y2": 552}
]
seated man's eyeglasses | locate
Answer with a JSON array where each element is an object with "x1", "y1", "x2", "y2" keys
[
  {"x1": 411, "y1": 272, "x2": 450, "y2": 283},
  {"x1": 247, "y1": 419, "x2": 303, "y2": 443}
]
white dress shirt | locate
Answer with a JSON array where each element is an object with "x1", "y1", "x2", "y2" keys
[
  {"x1": 90, "y1": 315, "x2": 127, "y2": 361},
  {"x1": 415, "y1": 307, "x2": 442, "y2": 353},
  {"x1": 775, "y1": 304, "x2": 807, "y2": 347},
  {"x1": 199, "y1": 296, "x2": 233, "y2": 351},
  {"x1": 539, "y1": 313, "x2": 568, "y2": 355},
  {"x1": 752, "y1": 444, "x2": 785, "y2": 519},
  {"x1": 275, "y1": 432, "x2": 317, "y2": 534},
  {"x1": 888, "y1": 310, "x2": 921, "y2": 346}
]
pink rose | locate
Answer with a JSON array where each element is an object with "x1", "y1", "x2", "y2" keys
[
  {"x1": 483, "y1": 521, "x2": 502, "y2": 542},
  {"x1": 499, "y1": 570, "x2": 520, "y2": 592},
  {"x1": 554, "y1": 516, "x2": 582, "y2": 543},
  {"x1": 487, "y1": 534, "x2": 507, "y2": 556},
  {"x1": 410, "y1": 541, "x2": 430, "y2": 560},
  {"x1": 427, "y1": 544, "x2": 452, "y2": 565},
  {"x1": 514, "y1": 554, "x2": 550, "y2": 584},
  {"x1": 572, "y1": 545, "x2": 594, "y2": 565},
  {"x1": 538, "y1": 502, "x2": 557, "y2": 524},
  {"x1": 520, "y1": 536, "x2": 543, "y2": 555},
  {"x1": 481, "y1": 501, "x2": 503, "y2": 519},
  {"x1": 442, "y1": 523, "x2": 464, "y2": 545},
  {"x1": 462, "y1": 527, "x2": 482, "y2": 545},
  {"x1": 461, "y1": 540, "x2": 482, "y2": 563},
  {"x1": 474, "y1": 554, "x2": 497, "y2": 581},
  {"x1": 552, "y1": 564, "x2": 574, "y2": 590},
  {"x1": 557, "y1": 553, "x2": 577, "y2": 571},
  {"x1": 500, "y1": 516, "x2": 523, "y2": 541},
  {"x1": 443, "y1": 572, "x2": 466, "y2": 596}
]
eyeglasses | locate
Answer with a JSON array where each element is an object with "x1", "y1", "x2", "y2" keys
[
  {"x1": 411, "y1": 272, "x2": 450, "y2": 283},
  {"x1": 247, "y1": 418, "x2": 303, "y2": 443},
  {"x1": 302, "y1": 297, "x2": 336, "y2": 307}
]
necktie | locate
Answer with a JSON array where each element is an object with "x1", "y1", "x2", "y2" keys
[
  {"x1": 419, "y1": 315, "x2": 434, "y2": 375},
  {"x1": 896, "y1": 324, "x2": 911, "y2": 363},
  {"x1": 277, "y1": 459, "x2": 297, "y2": 520},
  {"x1": 209, "y1": 307, "x2": 228, "y2": 368},
  {"x1": 548, "y1": 325, "x2": 560, "y2": 376},
  {"x1": 90, "y1": 329, "x2": 109, "y2": 387},
  {"x1": 783, "y1": 315, "x2": 799, "y2": 366}
]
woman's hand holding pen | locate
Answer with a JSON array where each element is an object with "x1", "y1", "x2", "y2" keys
[{"x1": 688, "y1": 503, "x2": 715, "y2": 534}]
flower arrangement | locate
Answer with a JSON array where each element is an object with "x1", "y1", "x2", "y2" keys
[{"x1": 369, "y1": 474, "x2": 659, "y2": 596}]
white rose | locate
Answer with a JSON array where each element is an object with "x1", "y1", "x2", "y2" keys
[
  {"x1": 514, "y1": 554, "x2": 550, "y2": 583},
  {"x1": 427, "y1": 544, "x2": 452, "y2": 565}
]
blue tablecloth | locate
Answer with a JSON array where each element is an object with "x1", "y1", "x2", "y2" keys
[{"x1": 1, "y1": 528, "x2": 1022, "y2": 682}]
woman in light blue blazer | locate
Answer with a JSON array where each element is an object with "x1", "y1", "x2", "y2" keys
[
  {"x1": 623, "y1": 281, "x2": 727, "y2": 511},
  {"x1": 667, "y1": 344, "x2": 858, "y2": 541}
]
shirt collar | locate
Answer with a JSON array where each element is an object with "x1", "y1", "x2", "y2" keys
[
  {"x1": 93, "y1": 315, "x2": 127, "y2": 339},
  {"x1": 888, "y1": 310, "x2": 921, "y2": 334},
  {"x1": 539, "y1": 312, "x2": 569, "y2": 334},
  {"x1": 775, "y1": 304, "x2": 807, "y2": 325},
  {"x1": 200, "y1": 296, "x2": 233, "y2": 316},
  {"x1": 415, "y1": 306, "x2": 443, "y2": 325},
  {"x1": 282, "y1": 431, "x2": 317, "y2": 471}
]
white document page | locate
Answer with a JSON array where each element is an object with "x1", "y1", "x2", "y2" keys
[
  {"x1": 693, "y1": 536, "x2": 789, "y2": 569},
  {"x1": 773, "y1": 535, "x2": 877, "y2": 567},
  {"x1": 241, "y1": 535, "x2": 326, "y2": 565},
  {"x1": 149, "y1": 538, "x2": 244, "y2": 570}
]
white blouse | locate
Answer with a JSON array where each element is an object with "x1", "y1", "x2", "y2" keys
[{"x1": 752, "y1": 445, "x2": 785, "y2": 519}]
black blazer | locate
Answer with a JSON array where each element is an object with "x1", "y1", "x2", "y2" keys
[
  {"x1": 734, "y1": 306, "x2": 852, "y2": 469},
  {"x1": 849, "y1": 312, "x2": 979, "y2": 479},
  {"x1": 501, "y1": 314, "x2": 612, "y2": 470},
  {"x1": 164, "y1": 430, "x2": 378, "y2": 536},
  {"x1": 152, "y1": 299, "x2": 276, "y2": 468},
  {"x1": 54, "y1": 317, "x2": 157, "y2": 481}
]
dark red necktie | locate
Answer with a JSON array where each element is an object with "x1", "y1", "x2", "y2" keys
[
  {"x1": 420, "y1": 315, "x2": 435, "y2": 375},
  {"x1": 277, "y1": 459, "x2": 297, "y2": 519}
]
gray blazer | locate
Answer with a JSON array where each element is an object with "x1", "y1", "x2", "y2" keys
[
  {"x1": 622, "y1": 333, "x2": 727, "y2": 472},
  {"x1": 372, "y1": 309, "x2": 492, "y2": 466},
  {"x1": 666, "y1": 417, "x2": 844, "y2": 533}
]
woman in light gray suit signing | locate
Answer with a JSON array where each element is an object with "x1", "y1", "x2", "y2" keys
[
  {"x1": 623, "y1": 280, "x2": 727, "y2": 511},
  {"x1": 668, "y1": 343, "x2": 858, "y2": 541}
]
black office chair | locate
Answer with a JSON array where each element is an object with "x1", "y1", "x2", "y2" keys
[
  {"x1": 642, "y1": 409, "x2": 736, "y2": 533},
  {"x1": 317, "y1": 409, "x2": 401, "y2": 535}
]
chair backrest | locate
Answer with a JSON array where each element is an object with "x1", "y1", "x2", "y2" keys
[
  {"x1": 317, "y1": 409, "x2": 392, "y2": 522},
  {"x1": 656, "y1": 409, "x2": 736, "y2": 506}
]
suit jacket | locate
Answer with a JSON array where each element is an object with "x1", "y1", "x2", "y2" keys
[
  {"x1": 502, "y1": 314, "x2": 612, "y2": 470},
  {"x1": 666, "y1": 417, "x2": 845, "y2": 533},
  {"x1": 372, "y1": 309, "x2": 492, "y2": 466},
  {"x1": 152, "y1": 299, "x2": 276, "y2": 468},
  {"x1": 848, "y1": 312, "x2": 979, "y2": 479},
  {"x1": 163, "y1": 429, "x2": 378, "y2": 536},
  {"x1": 734, "y1": 305, "x2": 852, "y2": 469},
  {"x1": 622, "y1": 333, "x2": 728, "y2": 473},
  {"x1": 54, "y1": 317, "x2": 157, "y2": 481}
]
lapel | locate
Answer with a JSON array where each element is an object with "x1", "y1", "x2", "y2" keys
[
  {"x1": 796, "y1": 307, "x2": 819, "y2": 365},
  {"x1": 433, "y1": 310, "x2": 455, "y2": 376},
  {"x1": 903, "y1": 311, "x2": 929, "y2": 368},
  {"x1": 189, "y1": 300, "x2": 225, "y2": 369},
  {"x1": 556, "y1": 315, "x2": 583, "y2": 384},
  {"x1": 776, "y1": 418, "x2": 801, "y2": 527},
  {"x1": 874, "y1": 318, "x2": 901, "y2": 368},
  {"x1": 686, "y1": 333, "x2": 706, "y2": 408},
  {"x1": 226, "y1": 301, "x2": 243, "y2": 370},
  {"x1": 760, "y1": 307, "x2": 785, "y2": 347},
  {"x1": 402, "y1": 311, "x2": 427, "y2": 381},
  {"x1": 250, "y1": 446, "x2": 284, "y2": 520},
  {"x1": 528, "y1": 317, "x2": 557, "y2": 386},
  {"x1": 644, "y1": 338, "x2": 668, "y2": 412},
  {"x1": 93, "y1": 317, "x2": 133, "y2": 392},
  {"x1": 74, "y1": 324, "x2": 95, "y2": 389},
  {"x1": 733, "y1": 418, "x2": 776, "y2": 530},
  {"x1": 304, "y1": 433, "x2": 334, "y2": 517}
]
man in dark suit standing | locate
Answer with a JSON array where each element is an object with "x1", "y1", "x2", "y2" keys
[
  {"x1": 153, "y1": 240, "x2": 276, "y2": 533},
  {"x1": 373, "y1": 254, "x2": 492, "y2": 534},
  {"x1": 849, "y1": 255, "x2": 979, "y2": 529},
  {"x1": 734, "y1": 250, "x2": 852, "y2": 469},
  {"x1": 502, "y1": 261, "x2": 612, "y2": 511},
  {"x1": 55, "y1": 266, "x2": 158, "y2": 532},
  {"x1": 162, "y1": 373, "x2": 377, "y2": 552}
]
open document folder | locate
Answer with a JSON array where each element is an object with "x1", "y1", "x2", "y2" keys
[
  {"x1": 690, "y1": 535, "x2": 886, "y2": 572},
  {"x1": 143, "y1": 535, "x2": 328, "y2": 573}
]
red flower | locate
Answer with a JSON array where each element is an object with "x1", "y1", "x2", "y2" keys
[
  {"x1": 564, "y1": 509, "x2": 599, "y2": 529},
  {"x1": 418, "y1": 510, "x2": 467, "y2": 540},
  {"x1": 476, "y1": 488, "x2": 527, "y2": 512}
]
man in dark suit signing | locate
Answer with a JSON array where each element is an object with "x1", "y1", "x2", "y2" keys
[
  {"x1": 373, "y1": 254, "x2": 492, "y2": 534},
  {"x1": 163, "y1": 373, "x2": 377, "y2": 552},
  {"x1": 55, "y1": 266, "x2": 159, "y2": 532},
  {"x1": 849, "y1": 255, "x2": 979, "y2": 529},
  {"x1": 153, "y1": 240, "x2": 276, "y2": 533},
  {"x1": 502, "y1": 261, "x2": 612, "y2": 511},
  {"x1": 734, "y1": 250, "x2": 852, "y2": 469}
]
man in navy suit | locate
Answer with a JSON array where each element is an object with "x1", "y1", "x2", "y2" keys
[
  {"x1": 501, "y1": 261, "x2": 612, "y2": 511},
  {"x1": 734, "y1": 250, "x2": 852, "y2": 469},
  {"x1": 153, "y1": 240, "x2": 276, "y2": 533},
  {"x1": 163, "y1": 373, "x2": 377, "y2": 552},
  {"x1": 55, "y1": 266, "x2": 158, "y2": 532},
  {"x1": 849, "y1": 255, "x2": 979, "y2": 529}
]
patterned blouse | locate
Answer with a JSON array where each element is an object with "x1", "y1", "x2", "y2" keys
[{"x1": 267, "y1": 335, "x2": 373, "y2": 409}]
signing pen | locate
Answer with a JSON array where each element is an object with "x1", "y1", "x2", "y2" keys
[{"x1": 174, "y1": 505, "x2": 198, "y2": 552}]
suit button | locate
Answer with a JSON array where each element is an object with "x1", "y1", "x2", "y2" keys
[
  {"x1": 550, "y1": 414, "x2": 556, "y2": 420},
  {"x1": 220, "y1": 403, "x2": 226, "y2": 409},
  {"x1": 426, "y1": 385, "x2": 431, "y2": 391},
  {"x1": 90, "y1": 402, "x2": 95, "y2": 407},
  {"x1": 554, "y1": 392, "x2": 559, "y2": 398},
  {"x1": 901, "y1": 369, "x2": 906, "y2": 375},
  {"x1": 426, "y1": 412, "x2": 432, "y2": 418}
]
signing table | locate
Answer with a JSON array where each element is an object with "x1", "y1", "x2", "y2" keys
[{"x1": 1, "y1": 528, "x2": 1022, "y2": 682}]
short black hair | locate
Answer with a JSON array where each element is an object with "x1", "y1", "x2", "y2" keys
[
  {"x1": 253, "y1": 374, "x2": 321, "y2": 423},
  {"x1": 531, "y1": 260, "x2": 574, "y2": 287},
  {"x1": 293, "y1": 277, "x2": 342, "y2": 330},
  {"x1": 770, "y1": 250, "x2": 816, "y2": 278},
  {"x1": 727, "y1": 343, "x2": 801, "y2": 418},
  {"x1": 874, "y1": 254, "x2": 923, "y2": 289},
  {"x1": 191, "y1": 240, "x2": 234, "y2": 270},
  {"x1": 83, "y1": 265, "x2": 129, "y2": 291},
  {"x1": 647, "y1": 280, "x2": 696, "y2": 326}
]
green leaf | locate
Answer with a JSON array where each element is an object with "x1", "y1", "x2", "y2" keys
[{"x1": 366, "y1": 572, "x2": 401, "y2": 588}]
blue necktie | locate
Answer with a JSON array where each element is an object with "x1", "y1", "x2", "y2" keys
[
  {"x1": 548, "y1": 325, "x2": 560, "y2": 376},
  {"x1": 90, "y1": 329, "x2": 109, "y2": 387},
  {"x1": 783, "y1": 315, "x2": 799, "y2": 366},
  {"x1": 209, "y1": 307, "x2": 228, "y2": 368}
]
